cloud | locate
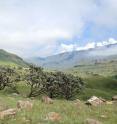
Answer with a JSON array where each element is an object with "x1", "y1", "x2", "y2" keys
[
  {"x1": 0, "y1": 0, "x2": 96, "y2": 57},
  {"x1": 0, "y1": 0, "x2": 117, "y2": 57},
  {"x1": 96, "y1": 38, "x2": 117, "y2": 47},
  {"x1": 92, "y1": 0, "x2": 117, "y2": 28},
  {"x1": 60, "y1": 38, "x2": 117, "y2": 53},
  {"x1": 60, "y1": 44, "x2": 76, "y2": 53}
]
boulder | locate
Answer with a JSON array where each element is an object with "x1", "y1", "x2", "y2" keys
[
  {"x1": 86, "y1": 96, "x2": 105, "y2": 106},
  {"x1": 0, "y1": 108, "x2": 17, "y2": 119},
  {"x1": 17, "y1": 100, "x2": 33, "y2": 110},
  {"x1": 112, "y1": 95, "x2": 117, "y2": 101},
  {"x1": 84, "y1": 118, "x2": 102, "y2": 124},
  {"x1": 42, "y1": 96, "x2": 53, "y2": 104},
  {"x1": 106, "y1": 101, "x2": 113, "y2": 105},
  {"x1": 45, "y1": 112, "x2": 61, "y2": 121}
]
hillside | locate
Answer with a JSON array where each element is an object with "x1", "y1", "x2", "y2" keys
[
  {"x1": 29, "y1": 43, "x2": 117, "y2": 72},
  {"x1": 0, "y1": 49, "x2": 28, "y2": 67}
]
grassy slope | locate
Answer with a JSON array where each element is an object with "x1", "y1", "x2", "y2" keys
[
  {"x1": 65, "y1": 60, "x2": 117, "y2": 100},
  {"x1": 70, "y1": 60, "x2": 117, "y2": 76},
  {"x1": 0, "y1": 49, "x2": 28, "y2": 67},
  {"x1": 0, "y1": 71, "x2": 116, "y2": 124},
  {"x1": 0, "y1": 92, "x2": 117, "y2": 124},
  {"x1": 0, "y1": 61, "x2": 19, "y2": 67},
  {"x1": 77, "y1": 74, "x2": 117, "y2": 100}
]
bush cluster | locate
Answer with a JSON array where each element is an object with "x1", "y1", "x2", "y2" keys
[{"x1": 0, "y1": 65, "x2": 85, "y2": 100}]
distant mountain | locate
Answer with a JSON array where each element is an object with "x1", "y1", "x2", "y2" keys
[
  {"x1": 0, "y1": 49, "x2": 28, "y2": 67},
  {"x1": 28, "y1": 43, "x2": 117, "y2": 70}
]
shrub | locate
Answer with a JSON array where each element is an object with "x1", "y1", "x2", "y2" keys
[{"x1": 45, "y1": 71, "x2": 85, "y2": 100}]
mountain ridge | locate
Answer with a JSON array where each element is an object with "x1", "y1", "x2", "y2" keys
[
  {"x1": 0, "y1": 49, "x2": 28, "y2": 67},
  {"x1": 28, "y1": 43, "x2": 117, "y2": 70}
]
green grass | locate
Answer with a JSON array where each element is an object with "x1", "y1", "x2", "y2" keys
[
  {"x1": 0, "y1": 49, "x2": 28, "y2": 67},
  {"x1": 82, "y1": 75, "x2": 117, "y2": 99},
  {"x1": 0, "y1": 61, "x2": 18, "y2": 67},
  {"x1": 0, "y1": 73, "x2": 116, "y2": 124},
  {"x1": 69, "y1": 60, "x2": 117, "y2": 76},
  {"x1": 0, "y1": 92, "x2": 116, "y2": 124},
  {"x1": 66, "y1": 71, "x2": 117, "y2": 100},
  {"x1": 0, "y1": 58, "x2": 117, "y2": 123}
]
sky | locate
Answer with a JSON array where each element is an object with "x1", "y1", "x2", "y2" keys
[{"x1": 0, "y1": 0, "x2": 117, "y2": 57}]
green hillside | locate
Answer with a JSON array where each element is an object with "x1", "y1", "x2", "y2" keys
[
  {"x1": 0, "y1": 49, "x2": 28, "y2": 67},
  {"x1": 66, "y1": 70, "x2": 117, "y2": 100},
  {"x1": 68, "y1": 60, "x2": 117, "y2": 77},
  {"x1": 79, "y1": 75, "x2": 117, "y2": 100}
]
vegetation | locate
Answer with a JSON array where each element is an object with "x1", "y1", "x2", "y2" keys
[
  {"x1": 0, "y1": 67, "x2": 20, "y2": 93},
  {"x1": 0, "y1": 51, "x2": 117, "y2": 124},
  {"x1": 26, "y1": 65, "x2": 47, "y2": 97},
  {"x1": 45, "y1": 71, "x2": 84, "y2": 100},
  {"x1": 0, "y1": 92, "x2": 117, "y2": 124},
  {"x1": 26, "y1": 65, "x2": 85, "y2": 100},
  {"x1": 0, "y1": 49, "x2": 28, "y2": 67},
  {"x1": 0, "y1": 65, "x2": 85, "y2": 100}
]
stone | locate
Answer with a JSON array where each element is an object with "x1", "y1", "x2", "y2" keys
[
  {"x1": 112, "y1": 95, "x2": 117, "y2": 101},
  {"x1": 45, "y1": 112, "x2": 61, "y2": 121},
  {"x1": 86, "y1": 96, "x2": 105, "y2": 106}
]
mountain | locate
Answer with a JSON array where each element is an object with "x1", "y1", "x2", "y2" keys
[
  {"x1": 0, "y1": 49, "x2": 28, "y2": 67},
  {"x1": 28, "y1": 43, "x2": 117, "y2": 70}
]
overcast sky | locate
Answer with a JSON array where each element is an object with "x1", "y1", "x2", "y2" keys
[{"x1": 0, "y1": 0, "x2": 117, "y2": 57}]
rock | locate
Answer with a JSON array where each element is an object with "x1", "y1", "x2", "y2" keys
[
  {"x1": 42, "y1": 96, "x2": 53, "y2": 104},
  {"x1": 17, "y1": 100, "x2": 33, "y2": 110},
  {"x1": 99, "y1": 97, "x2": 106, "y2": 102},
  {"x1": 74, "y1": 99, "x2": 82, "y2": 104},
  {"x1": 112, "y1": 95, "x2": 117, "y2": 101},
  {"x1": 0, "y1": 108, "x2": 17, "y2": 119},
  {"x1": 100, "y1": 115, "x2": 107, "y2": 119},
  {"x1": 45, "y1": 112, "x2": 61, "y2": 121},
  {"x1": 86, "y1": 96, "x2": 105, "y2": 106},
  {"x1": 84, "y1": 118, "x2": 102, "y2": 124},
  {"x1": 106, "y1": 101, "x2": 113, "y2": 105}
]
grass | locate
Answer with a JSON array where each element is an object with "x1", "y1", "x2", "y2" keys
[
  {"x1": 0, "y1": 61, "x2": 117, "y2": 123},
  {"x1": 0, "y1": 92, "x2": 117, "y2": 124},
  {"x1": 69, "y1": 60, "x2": 117, "y2": 77},
  {"x1": 0, "y1": 74, "x2": 117, "y2": 124},
  {"x1": 66, "y1": 71, "x2": 117, "y2": 100},
  {"x1": 0, "y1": 61, "x2": 18, "y2": 67}
]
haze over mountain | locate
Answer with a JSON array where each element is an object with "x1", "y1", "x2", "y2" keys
[{"x1": 28, "y1": 42, "x2": 117, "y2": 70}]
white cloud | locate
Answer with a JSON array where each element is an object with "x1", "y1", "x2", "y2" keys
[
  {"x1": 60, "y1": 38, "x2": 117, "y2": 53},
  {"x1": 60, "y1": 44, "x2": 77, "y2": 53},
  {"x1": 0, "y1": 0, "x2": 117, "y2": 57},
  {"x1": 76, "y1": 42, "x2": 96, "y2": 51},
  {"x1": 96, "y1": 38, "x2": 117, "y2": 47},
  {"x1": 0, "y1": 0, "x2": 96, "y2": 57}
]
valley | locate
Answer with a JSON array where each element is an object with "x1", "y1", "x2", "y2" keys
[{"x1": 0, "y1": 48, "x2": 117, "y2": 124}]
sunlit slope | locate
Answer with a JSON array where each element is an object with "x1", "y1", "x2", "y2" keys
[{"x1": 0, "y1": 49, "x2": 28, "y2": 67}]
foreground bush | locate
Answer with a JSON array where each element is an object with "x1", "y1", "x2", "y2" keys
[
  {"x1": 0, "y1": 67, "x2": 20, "y2": 93},
  {"x1": 27, "y1": 65, "x2": 85, "y2": 100}
]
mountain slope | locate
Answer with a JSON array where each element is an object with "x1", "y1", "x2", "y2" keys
[
  {"x1": 29, "y1": 43, "x2": 117, "y2": 70},
  {"x1": 0, "y1": 49, "x2": 28, "y2": 67}
]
